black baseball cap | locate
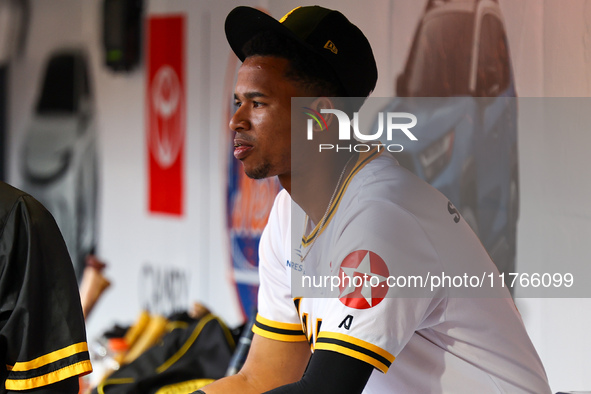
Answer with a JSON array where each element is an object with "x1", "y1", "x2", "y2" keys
[{"x1": 225, "y1": 6, "x2": 378, "y2": 98}]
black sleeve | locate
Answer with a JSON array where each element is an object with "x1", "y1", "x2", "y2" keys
[
  {"x1": 0, "y1": 188, "x2": 92, "y2": 390},
  {"x1": 263, "y1": 349, "x2": 373, "y2": 394}
]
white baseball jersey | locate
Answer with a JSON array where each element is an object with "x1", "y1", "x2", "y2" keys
[{"x1": 253, "y1": 149, "x2": 551, "y2": 393}]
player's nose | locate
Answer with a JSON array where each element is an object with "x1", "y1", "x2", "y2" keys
[{"x1": 229, "y1": 106, "x2": 250, "y2": 132}]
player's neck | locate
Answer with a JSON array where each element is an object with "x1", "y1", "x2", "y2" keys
[
  {"x1": 278, "y1": 174, "x2": 291, "y2": 195},
  {"x1": 289, "y1": 151, "x2": 356, "y2": 224}
]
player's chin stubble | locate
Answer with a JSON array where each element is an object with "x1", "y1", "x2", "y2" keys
[{"x1": 244, "y1": 162, "x2": 272, "y2": 180}]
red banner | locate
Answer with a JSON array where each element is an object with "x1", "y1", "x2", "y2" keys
[{"x1": 147, "y1": 16, "x2": 185, "y2": 215}]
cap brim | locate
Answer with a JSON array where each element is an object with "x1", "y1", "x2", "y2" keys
[{"x1": 225, "y1": 6, "x2": 305, "y2": 62}]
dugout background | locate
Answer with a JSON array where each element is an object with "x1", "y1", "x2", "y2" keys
[{"x1": 1, "y1": 0, "x2": 590, "y2": 391}]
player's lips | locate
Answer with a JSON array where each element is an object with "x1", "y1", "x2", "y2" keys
[{"x1": 233, "y1": 138, "x2": 254, "y2": 160}]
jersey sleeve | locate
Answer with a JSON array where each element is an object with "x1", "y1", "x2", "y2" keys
[
  {"x1": 0, "y1": 193, "x2": 92, "y2": 391},
  {"x1": 253, "y1": 191, "x2": 307, "y2": 343},
  {"x1": 313, "y1": 200, "x2": 446, "y2": 373}
]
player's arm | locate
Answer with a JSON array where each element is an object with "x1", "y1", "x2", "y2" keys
[
  {"x1": 263, "y1": 349, "x2": 373, "y2": 394},
  {"x1": 200, "y1": 333, "x2": 311, "y2": 393},
  {"x1": 200, "y1": 348, "x2": 372, "y2": 394}
]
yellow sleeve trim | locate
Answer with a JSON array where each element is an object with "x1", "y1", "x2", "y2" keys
[
  {"x1": 252, "y1": 325, "x2": 307, "y2": 342},
  {"x1": 8, "y1": 342, "x2": 89, "y2": 372},
  {"x1": 253, "y1": 314, "x2": 307, "y2": 342},
  {"x1": 318, "y1": 332, "x2": 395, "y2": 363},
  {"x1": 314, "y1": 342, "x2": 391, "y2": 373},
  {"x1": 315, "y1": 332, "x2": 395, "y2": 373},
  {"x1": 5, "y1": 360, "x2": 93, "y2": 391},
  {"x1": 255, "y1": 314, "x2": 303, "y2": 331}
]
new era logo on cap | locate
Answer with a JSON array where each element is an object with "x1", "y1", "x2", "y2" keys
[{"x1": 324, "y1": 40, "x2": 338, "y2": 54}]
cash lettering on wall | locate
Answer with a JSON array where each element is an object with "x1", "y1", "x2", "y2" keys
[{"x1": 139, "y1": 263, "x2": 189, "y2": 315}]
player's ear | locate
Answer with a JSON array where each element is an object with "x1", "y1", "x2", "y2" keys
[{"x1": 310, "y1": 97, "x2": 336, "y2": 129}]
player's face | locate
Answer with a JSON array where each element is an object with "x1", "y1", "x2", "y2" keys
[{"x1": 230, "y1": 56, "x2": 304, "y2": 181}]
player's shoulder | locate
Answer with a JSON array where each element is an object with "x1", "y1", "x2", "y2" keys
[
  {"x1": 0, "y1": 181, "x2": 29, "y2": 206},
  {"x1": 353, "y1": 153, "x2": 446, "y2": 208},
  {"x1": 264, "y1": 188, "x2": 292, "y2": 233},
  {"x1": 275, "y1": 188, "x2": 290, "y2": 206},
  {"x1": 0, "y1": 182, "x2": 56, "y2": 236},
  {"x1": 344, "y1": 153, "x2": 461, "y2": 240},
  {"x1": 269, "y1": 188, "x2": 291, "y2": 218},
  {"x1": 0, "y1": 182, "x2": 33, "y2": 229}
]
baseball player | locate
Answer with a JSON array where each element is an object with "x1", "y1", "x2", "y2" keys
[
  {"x1": 0, "y1": 181, "x2": 92, "y2": 392},
  {"x1": 199, "y1": 6, "x2": 551, "y2": 393}
]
